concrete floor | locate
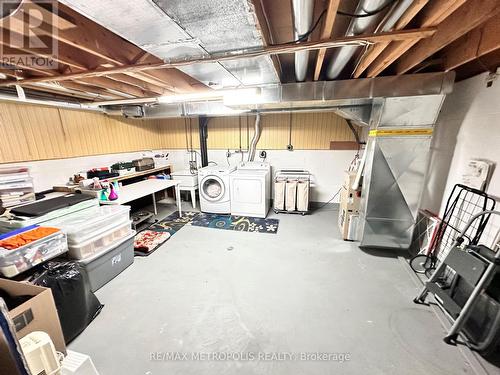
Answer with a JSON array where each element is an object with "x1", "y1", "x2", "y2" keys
[{"x1": 70, "y1": 202, "x2": 491, "y2": 375}]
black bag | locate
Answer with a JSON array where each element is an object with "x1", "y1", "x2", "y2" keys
[{"x1": 33, "y1": 261, "x2": 103, "y2": 344}]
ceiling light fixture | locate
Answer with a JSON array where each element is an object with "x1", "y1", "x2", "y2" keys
[{"x1": 158, "y1": 87, "x2": 261, "y2": 105}]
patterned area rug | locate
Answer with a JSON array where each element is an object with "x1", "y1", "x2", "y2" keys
[
  {"x1": 134, "y1": 211, "x2": 198, "y2": 256},
  {"x1": 190, "y1": 213, "x2": 279, "y2": 234},
  {"x1": 134, "y1": 211, "x2": 279, "y2": 256}
]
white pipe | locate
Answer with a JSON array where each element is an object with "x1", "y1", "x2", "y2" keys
[
  {"x1": 326, "y1": 0, "x2": 415, "y2": 79},
  {"x1": 0, "y1": 94, "x2": 101, "y2": 111},
  {"x1": 292, "y1": 0, "x2": 314, "y2": 82}
]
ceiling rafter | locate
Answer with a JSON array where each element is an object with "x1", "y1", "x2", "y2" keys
[
  {"x1": 366, "y1": 0, "x2": 468, "y2": 77},
  {"x1": 313, "y1": 0, "x2": 341, "y2": 81},
  {"x1": 0, "y1": 28, "x2": 87, "y2": 70},
  {"x1": 353, "y1": 0, "x2": 429, "y2": 78},
  {"x1": 0, "y1": 27, "x2": 437, "y2": 88},
  {"x1": 395, "y1": 0, "x2": 500, "y2": 74},
  {"x1": 443, "y1": 17, "x2": 500, "y2": 71},
  {"x1": 0, "y1": 1, "x2": 206, "y2": 99},
  {"x1": 74, "y1": 77, "x2": 150, "y2": 98},
  {"x1": 251, "y1": 0, "x2": 283, "y2": 80}
]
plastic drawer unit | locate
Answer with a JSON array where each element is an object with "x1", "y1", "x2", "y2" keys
[
  {"x1": 78, "y1": 232, "x2": 135, "y2": 292},
  {"x1": 0, "y1": 228, "x2": 68, "y2": 277}
]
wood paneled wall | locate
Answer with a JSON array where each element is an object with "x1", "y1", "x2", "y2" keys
[
  {"x1": 156, "y1": 112, "x2": 355, "y2": 151},
  {"x1": 0, "y1": 101, "x2": 355, "y2": 163}
]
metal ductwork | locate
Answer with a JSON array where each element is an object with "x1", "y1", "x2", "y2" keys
[
  {"x1": 326, "y1": 0, "x2": 415, "y2": 79},
  {"x1": 292, "y1": 0, "x2": 315, "y2": 82},
  {"x1": 359, "y1": 94, "x2": 447, "y2": 249},
  {"x1": 248, "y1": 113, "x2": 262, "y2": 161},
  {"x1": 130, "y1": 72, "x2": 454, "y2": 120}
]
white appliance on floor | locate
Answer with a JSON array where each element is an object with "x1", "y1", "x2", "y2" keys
[
  {"x1": 198, "y1": 165, "x2": 236, "y2": 214},
  {"x1": 230, "y1": 162, "x2": 271, "y2": 218}
]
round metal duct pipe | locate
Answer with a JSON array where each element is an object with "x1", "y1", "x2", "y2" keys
[
  {"x1": 326, "y1": 0, "x2": 412, "y2": 80},
  {"x1": 292, "y1": 0, "x2": 315, "y2": 82}
]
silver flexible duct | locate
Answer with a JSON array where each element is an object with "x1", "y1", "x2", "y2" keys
[{"x1": 248, "y1": 113, "x2": 262, "y2": 162}]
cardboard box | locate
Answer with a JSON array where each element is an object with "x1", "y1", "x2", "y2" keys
[{"x1": 0, "y1": 279, "x2": 66, "y2": 355}]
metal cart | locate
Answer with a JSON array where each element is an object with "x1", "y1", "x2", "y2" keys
[{"x1": 414, "y1": 210, "x2": 500, "y2": 354}]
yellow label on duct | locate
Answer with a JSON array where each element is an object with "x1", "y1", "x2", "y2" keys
[{"x1": 369, "y1": 128, "x2": 434, "y2": 137}]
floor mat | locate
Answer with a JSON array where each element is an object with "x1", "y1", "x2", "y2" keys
[
  {"x1": 134, "y1": 211, "x2": 198, "y2": 256},
  {"x1": 190, "y1": 213, "x2": 279, "y2": 234}
]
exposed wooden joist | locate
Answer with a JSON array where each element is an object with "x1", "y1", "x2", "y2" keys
[
  {"x1": 395, "y1": 0, "x2": 500, "y2": 74},
  {"x1": 21, "y1": 0, "x2": 76, "y2": 31},
  {"x1": 0, "y1": 27, "x2": 437, "y2": 87},
  {"x1": 366, "y1": 0, "x2": 468, "y2": 77},
  {"x1": 251, "y1": 0, "x2": 283, "y2": 80},
  {"x1": 443, "y1": 17, "x2": 500, "y2": 71},
  {"x1": 313, "y1": 0, "x2": 341, "y2": 81},
  {"x1": 74, "y1": 77, "x2": 148, "y2": 98},
  {"x1": 106, "y1": 74, "x2": 166, "y2": 96},
  {"x1": 353, "y1": 0, "x2": 429, "y2": 78},
  {"x1": 2, "y1": 2, "x2": 205, "y2": 96},
  {"x1": 0, "y1": 28, "x2": 87, "y2": 70},
  {"x1": 55, "y1": 81, "x2": 126, "y2": 100}
]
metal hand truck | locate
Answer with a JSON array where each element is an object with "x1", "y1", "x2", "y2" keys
[{"x1": 413, "y1": 210, "x2": 500, "y2": 349}]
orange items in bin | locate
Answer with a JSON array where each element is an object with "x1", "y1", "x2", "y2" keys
[{"x1": 0, "y1": 227, "x2": 60, "y2": 250}]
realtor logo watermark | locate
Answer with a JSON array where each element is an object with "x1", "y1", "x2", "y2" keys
[
  {"x1": 150, "y1": 351, "x2": 352, "y2": 363},
  {"x1": 0, "y1": 0, "x2": 59, "y2": 69}
]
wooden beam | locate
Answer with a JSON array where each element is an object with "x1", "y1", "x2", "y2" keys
[
  {"x1": 0, "y1": 27, "x2": 437, "y2": 87},
  {"x1": 106, "y1": 74, "x2": 166, "y2": 95},
  {"x1": 313, "y1": 0, "x2": 341, "y2": 81},
  {"x1": 0, "y1": 28, "x2": 87, "y2": 70},
  {"x1": 444, "y1": 17, "x2": 500, "y2": 71},
  {"x1": 395, "y1": 0, "x2": 500, "y2": 74},
  {"x1": 55, "y1": 81, "x2": 125, "y2": 100},
  {"x1": 353, "y1": 0, "x2": 429, "y2": 78},
  {"x1": 20, "y1": 0, "x2": 77, "y2": 31},
  {"x1": 251, "y1": 0, "x2": 282, "y2": 80},
  {"x1": 366, "y1": 0, "x2": 468, "y2": 77},
  {"x1": 75, "y1": 77, "x2": 148, "y2": 98}
]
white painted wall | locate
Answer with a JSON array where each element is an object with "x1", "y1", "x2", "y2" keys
[
  {"x1": 422, "y1": 72, "x2": 500, "y2": 246},
  {"x1": 2, "y1": 148, "x2": 358, "y2": 203}
]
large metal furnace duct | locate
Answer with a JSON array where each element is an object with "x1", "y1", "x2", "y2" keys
[
  {"x1": 326, "y1": 0, "x2": 415, "y2": 79},
  {"x1": 358, "y1": 95, "x2": 447, "y2": 249},
  {"x1": 292, "y1": 0, "x2": 314, "y2": 82}
]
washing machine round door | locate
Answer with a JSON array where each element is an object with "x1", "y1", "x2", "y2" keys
[{"x1": 200, "y1": 175, "x2": 226, "y2": 202}]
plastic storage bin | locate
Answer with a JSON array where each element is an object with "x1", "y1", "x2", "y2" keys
[
  {"x1": 45, "y1": 205, "x2": 130, "y2": 244},
  {"x1": 0, "y1": 229, "x2": 68, "y2": 277},
  {"x1": 0, "y1": 198, "x2": 99, "y2": 234},
  {"x1": 78, "y1": 232, "x2": 135, "y2": 292},
  {"x1": 0, "y1": 167, "x2": 35, "y2": 208},
  {"x1": 66, "y1": 220, "x2": 133, "y2": 260}
]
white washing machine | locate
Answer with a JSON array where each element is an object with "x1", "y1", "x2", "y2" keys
[
  {"x1": 198, "y1": 165, "x2": 236, "y2": 214},
  {"x1": 230, "y1": 162, "x2": 271, "y2": 218}
]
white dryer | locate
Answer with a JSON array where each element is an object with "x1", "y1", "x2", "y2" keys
[
  {"x1": 230, "y1": 162, "x2": 271, "y2": 218},
  {"x1": 198, "y1": 165, "x2": 236, "y2": 214}
]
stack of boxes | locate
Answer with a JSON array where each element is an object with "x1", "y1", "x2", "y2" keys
[
  {"x1": 338, "y1": 171, "x2": 361, "y2": 241},
  {"x1": 0, "y1": 167, "x2": 35, "y2": 209}
]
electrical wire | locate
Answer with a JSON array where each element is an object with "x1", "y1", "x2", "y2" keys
[
  {"x1": 276, "y1": 9, "x2": 327, "y2": 46},
  {"x1": 338, "y1": 0, "x2": 398, "y2": 18},
  {"x1": 313, "y1": 187, "x2": 342, "y2": 212}
]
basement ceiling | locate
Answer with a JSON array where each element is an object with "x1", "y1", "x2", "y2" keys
[
  {"x1": 0, "y1": 0, "x2": 499, "y2": 105},
  {"x1": 60, "y1": 0, "x2": 279, "y2": 88}
]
